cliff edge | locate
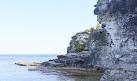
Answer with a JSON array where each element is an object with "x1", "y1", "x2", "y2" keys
[
  {"x1": 95, "y1": 0, "x2": 137, "y2": 81},
  {"x1": 42, "y1": 0, "x2": 137, "y2": 81},
  {"x1": 42, "y1": 26, "x2": 110, "y2": 74}
]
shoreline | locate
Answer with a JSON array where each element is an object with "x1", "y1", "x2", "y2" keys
[
  {"x1": 30, "y1": 65, "x2": 103, "y2": 80},
  {"x1": 15, "y1": 60, "x2": 103, "y2": 79}
]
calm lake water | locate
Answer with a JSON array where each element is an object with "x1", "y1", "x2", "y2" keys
[{"x1": 0, "y1": 54, "x2": 102, "y2": 81}]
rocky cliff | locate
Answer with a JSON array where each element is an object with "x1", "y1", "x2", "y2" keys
[
  {"x1": 67, "y1": 31, "x2": 90, "y2": 53},
  {"x1": 94, "y1": 0, "x2": 137, "y2": 81},
  {"x1": 43, "y1": 0, "x2": 137, "y2": 81},
  {"x1": 42, "y1": 28, "x2": 109, "y2": 73}
]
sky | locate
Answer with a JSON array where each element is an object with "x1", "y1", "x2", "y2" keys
[{"x1": 0, "y1": 0, "x2": 98, "y2": 54}]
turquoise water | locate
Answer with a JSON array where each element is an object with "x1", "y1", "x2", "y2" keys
[{"x1": 0, "y1": 54, "x2": 101, "y2": 81}]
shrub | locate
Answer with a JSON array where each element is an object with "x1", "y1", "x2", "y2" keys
[
  {"x1": 70, "y1": 40, "x2": 72, "y2": 46},
  {"x1": 90, "y1": 27, "x2": 95, "y2": 32},
  {"x1": 86, "y1": 27, "x2": 95, "y2": 33},
  {"x1": 86, "y1": 29, "x2": 91, "y2": 33},
  {"x1": 96, "y1": 23, "x2": 101, "y2": 30},
  {"x1": 75, "y1": 40, "x2": 79, "y2": 46},
  {"x1": 75, "y1": 34, "x2": 77, "y2": 39},
  {"x1": 88, "y1": 36, "x2": 92, "y2": 42},
  {"x1": 75, "y1": 44, "x2": 85, "y2": 52},
  {"x1": 75, "y1": 40, "x2": 85, "y2": 52}
]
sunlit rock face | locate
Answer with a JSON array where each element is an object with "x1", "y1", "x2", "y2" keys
[
  {"x1": 94, "y1": 0, "x2": 137, "y2": 81},
  {"x1": 67, "y1": 32, "x2": 90, "y2": 53}
]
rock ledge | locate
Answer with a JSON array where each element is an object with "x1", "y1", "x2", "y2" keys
[{"x1": 15, "y1": 61, "x2": 43, "y2": 66}]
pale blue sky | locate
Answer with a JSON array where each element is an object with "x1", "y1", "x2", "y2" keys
[{"x1": 0, "y1": 0, "x2": 98, "y2": 54}]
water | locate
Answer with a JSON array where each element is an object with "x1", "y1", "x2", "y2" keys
[{"x1": 0, "y1": 54, "x2": 102, "y2": 81}]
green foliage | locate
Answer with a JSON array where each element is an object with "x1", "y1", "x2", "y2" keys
[
  {"x1": 75, "y1": 40, "x2": 79, "y2": 46},
  {"x1": 96, "y1": 23, "x2": 101, "y2": 30},
  {"x1": 75, "y1": 44, "x2": 85, "y2": 52},
  {"x1": 86, "y1": 29, "x2": 91, "y2": 33},
  {"x1": 75, "y1": 40, "x2": 85, "y2": 52},
  {"x1": 88, "y1": 36, "x2": 92, "y2": 42},
  {"x1": 85, "y1": 24, "x2": 102, "y2": 33},
  {"x1": 86, "y1": 26, "x2": 95, "y2": 33},
  {"x1": 70, "y1": 40, "x2": 72, "y2": 46},
  {"x1": 69, "y1": 40, "x2": 72, "y2": 48},
  {"x1": 90, "y1": 27, "x2": 95, "y2": 32},
  {"x1": 75, "y1": 34, "x2": 77, "y2": 39}
]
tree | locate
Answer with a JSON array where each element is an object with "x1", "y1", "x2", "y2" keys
[
  {"x1": 96, "y1": 23, "x2": 101, "y2": 30},
  {"x1": 86, "y1": 29, "x2": 91, "y2": 33},
  {"x1": 74, "y1": 34, "x2": 77, "y2": 39},
  {"x1": 75, "y1": 40, "x2": 85, "y2": 52},
  {"x1": 90, "y1": 26, "x2": 95, "y2": 32}
]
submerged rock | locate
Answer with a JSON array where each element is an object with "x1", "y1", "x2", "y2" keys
[
  {"x1": 15, "y1": 61, "x2": 43, "y2": 66},
  {"x1": 28, "y1": 68, "x2": 40, "y2": 71}
]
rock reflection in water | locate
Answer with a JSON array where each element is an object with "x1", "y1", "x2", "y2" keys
[
  {"x1": 57, "y1": 75, "x2": 102, "y2": 81},
  {"x1": 37, "y1": 66, "x2": 103, "y2": 81}
]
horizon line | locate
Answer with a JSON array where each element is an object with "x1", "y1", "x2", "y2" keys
[{"x1": 0, "y1": 54, "x2": 64, "y2": 55}]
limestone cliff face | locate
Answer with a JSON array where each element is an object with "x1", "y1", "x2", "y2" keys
[
  {"x1": 43, "y1": 29, "x2": 109, "y2": 71},
  {"x1": 67, "y1": 31, "x2": 90, "y2": 53},
  {"x1": 89, "y1": 29, "x2": 113, "y2": 69},
  {"x1": 94, "y1": 0, "x2": 137, "y2": 81},
  {"x1": 43, "y1": 1, "x2": 137, "y2": 80}
]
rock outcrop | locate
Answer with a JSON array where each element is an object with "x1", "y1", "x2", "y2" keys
[
  {"x1": 94, "y1": 0, "x2": 137, "y2": 81},
  {"x1": 15, "y1": 61, "x2": 43, "y2": 66},
  {"x1": 43, "y1": 1, "x2": 137, "y2": 81},
  {"x1": 42, "y1": 29, "x2": 109, "y2": 73},
  {"x1": 67, "y1": 31, "x2": 90, "y2": 53},
  {"x1": 15, "y1": 1, "x2": 137, "y2": 80}
]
